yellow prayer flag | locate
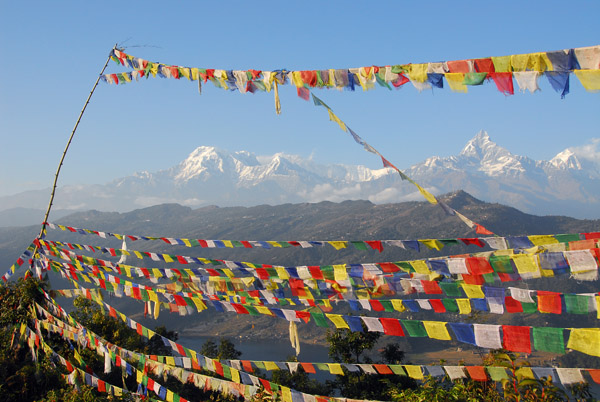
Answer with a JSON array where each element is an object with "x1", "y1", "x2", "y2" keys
[
  {"x1": 328, "y1": 363, "x2": 345, "y2": 375},
  {"x1": 190, "y1": 68, "x2": 199, "y2": 81},
  {"x1": 567, "y1": 328, "x2": 600, "y2": 357},
  {"x1": 516, "y1": 367, "x2": 535, "y2": 380},
  {"x1": 114, "y1": 387, "x2": 123, "y2": 397},
  {"x1": 166, "y1": 390, "x2": 174, "y2": 402},
  {"x1": 133, "y1": 250, "x2": 144, "y2": 259},
  {"x1": 491, "y1": 56, "x2": 511, "y2": 72},
  {"x1": 597, "y1": 296, "x2": 600, "y2": 319},
  {"x1": 415, "y1": 183, "x2": 438, "y2": 204},
  {"x1": 328, "y1": 241, "x2": 348, "y2": 250},
  {"x1": 275, "y1": 267, "x2": 290, "y2": 280},
  {"x1": 511, "y1": 54, "x2": 530, "y2": 71},
  {"x1": 445, "y1": 73, "x2": 468, "y2": 93},
  {"x1": 405, "y1": 365, "x2": 424, "y2": 379},
  {"x1": 423, "y1": 321, "x2": 452, "y2": 340},
  {"x1": 180, "y1": 68, "x2": 191, "y2": 80},
  {"x1": 334, "y1": 264, "x2": 348, "y2": 281},
  {"x1": 281, "y1": 386, "x2": 293, "y2": 402},
  {"x1": 457, "y1": 300, "x2": 472, "y2": 314},
  {"x1": 166, "y1": 356, "x2": 175, "y2": 366},
  {"x1": 327, "y1": 110, "x2": 347, "y2": 132},
  {"x1": 391, "y1": 299, "x2": 406, "y2": 312},
  {"x1": 291, "y1": 71, "x2": 304, "y2": 88},
  {"x1": 528, "y1": 235, "x2": 558, "y2": 246},
  {"x1": 151, "y1": 268, "x2": 163, "y2": 279},
  {"x1": 408, "y1": 63, "x2": 428, "y2": 82},
  {"x1": 191, "y1": 298, "x2": 207, "y2": 312},
  {"x1": 255, "y1": 306, "x2": 273, "y2": 316},
  {"x1": 327, "y1": 314, "x2": 349, "y2": 329},
  {"x1": 148, "y1": 291, "x2": 158, "y2": 303},
  {"x1": 231, "y1": 368, "x2": 240, "y2": 384},
  {"x1": 461, "y1": 284, "x2": 485, "y2": 299},
  {"x1": 222, "y1": 269, "x2": 235, "y2": 278},
  {"x1": 512, "y1": 254, "x2": 538, "y2": 274},
  {"x1": 411, "y1": 260, "x2": 431, "y2": 275},
  {"x1": 267, "y1": 241, "x2": 282, "y2": 248},
  {"x1": 136, "y1": 370, "x2": 143, "y2": 383},
  {"x1": 264, "y1": 361, "x2": 280, "y2": 371},
  {"x1": 419, "y1": 239, "x2": 444, "y2": 251},
  {"x1": 574, "y1": 70, "x2": 600, "y2": 92}
]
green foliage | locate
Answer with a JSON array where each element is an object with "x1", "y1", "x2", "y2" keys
[
  {"x1": 270, "y1": 356, "x2": 332, "y2": 396},
  {"x1": 325, "y1": 327, "x2": 417, "y2": 399},
  {"x1": 200, "y1": 338, "x2": 242, "y2": 360}
]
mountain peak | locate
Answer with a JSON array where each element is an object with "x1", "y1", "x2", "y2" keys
[
  {"x1": 459, "y1": 130, "x2": 497, "y2": 158},
  {"x1": 550, "y1": 149, "x2": 582, "y2": 170}
]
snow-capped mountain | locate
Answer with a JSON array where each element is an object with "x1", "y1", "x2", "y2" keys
[{"x1": 1, "y1": 130, "x2": 599, "y2": 221}]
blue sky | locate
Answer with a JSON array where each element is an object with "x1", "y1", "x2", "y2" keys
[{"x1": 0, "y1": 1, "x2": 598, "y2": 198}]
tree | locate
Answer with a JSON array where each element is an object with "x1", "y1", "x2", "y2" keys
[
  {"x1": 325, "y1": 326, "x2": 416, "y2": 399},
  {"x1": 200, "y1": 338, "x2": 242, "y2": 360}
]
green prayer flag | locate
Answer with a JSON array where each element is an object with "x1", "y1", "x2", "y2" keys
[
  {"x1": 489, "y1": 255, "x2": 514, "y2": 273},
  {"x1": 439, "y1": 282, "x2": 463, "y2": 297},
  {"x1": 222, "y1": 365, "x2": 231, "y2": 379},
  {"x1": 311, "y1": 312, "x2": 330, "y2": 328},
  {"x1": 244, "y1": 305, "x2": 260, "y2": 316},
  {"x1": 395, "y1": 262, "x2": 414, "y2": 273},
  {"x1": 315, "y1": 363, "x2": 329, "y2": 371},
  {"x1": 483, "y1": 273, "x2": 497, "y2": 283},
  {"x1": 351, "y1": 241, "x2": 368, "y2": 251},
  {"x1": 554, "y1": 234, "x2": 580, "y2": 243},
  {"x1": 389, "y1": 365, "x2": 407, "y2": 375},
  {"x1": 533, "y1": 327, "x2": 565, "y2": 354},
  {"x1": 463, "y1": 72, "x2": 487, "y2": 85},
  {"x1": 379, "y1": 300, "x2": 394, "y2": 312},
  {"x1": 564, "y1": 294, "x2": 590, "y2": 314},
  {"x1": 320, "y1": 266, "x2": 335, "y2": 280},
  {"x1": 486, "y1": 366, "x2": 509, "y2": 381},
  {"x1": 231, "y1": 241, "x2": 244, "y2": 248},
  {"x1": 401, "y1": 320, "x2": 427, "y2": 337},
  {"x1": 442, "y1": 299, "x2": 459, "y2": 312},
  {"x1": 254, "y1": 361, "x2": 265, "y2": 370},
  {"x1": 521, "y1": 302, "x2": 538, "y2": 314}
]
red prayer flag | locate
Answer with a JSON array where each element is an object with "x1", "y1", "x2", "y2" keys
[
  {"x1": 214, "y1": 361, "x2": 224, "y2": 376},
  {"x1": 421, "y1": 280, "x2": 443, "y2": 294},
  {"x1": 380, "y1": 318, "x2": 405, "y2": 336},
  {"x1": 301, "y1": 362, "x2": 316, "y2": 374},
  {"x1": 392, "y1": 73, "x2": 409, "y2": 87},
  {"x1": 447, "y1": 60, "x2": 471, "y2": 73},
  {"x1": 97, "y1": 379, "x2": 106, "y2": 393},
  {"x1": 466, "y1": 257, "x2": 494, "y2": 275},
  {"x1": 373, "y1": 364, "x2": 394, "y2": 374},
  {"x1": 504, "y1": 296, "x2": 523, "y2": 313},
  {"x1": 466, "y1": 366, "x2": 488, "y2": 381},
  {"x1": 537, "y1": 291, "x2": 562, "y2": 314},
  {"x1": 232, "y1": 303, "x2": 249, "y2": 314},
  {"x1": 584, "y1": 232, "x2": 600, "y2": 240},
  {"x1": 379, "y1": 262, "x2": 400, "y2": 273},
  {"x1": 429, "y1": 299, "x2": 446, "y2": 313},
  {"x1": 474, "y1": 58, "x2": 495, "y2": 73},
  {"x1": 296, "y1": 311, "x2": 311, "y2": 323},
  {"x1": 475, "y1": 224, "x2": 495, "y2": 235},
  {"x1": 490, "y1": 72, "x2": 514, "y2": 95},
  {"x1": 502, "y1": 325, "x2": 531, "y2": 353},
  {"x1": 459, "y1": 238, "x2": 485, "y2": 247},
  {"x1": 369, "y1": 300, "x2": 385, "y2": 311},
  {"x1": 588, "y1": 369, "x2": 600, "y2": 384},
  {"x1": 297, "y1": 87, "x2": 310, "y2": 100},
  {"x1": 461, "y1": 274, "x2": 485, "y2": 285},
  {"x1": 242, "y1": 360, "x2": 253, "y2": 373},
  {"x1": 308, "y1": 266, "x2": 324, "y2": 280},
  {"x1": 366, "y1": 240, "x2": 383, "y2": 252}
]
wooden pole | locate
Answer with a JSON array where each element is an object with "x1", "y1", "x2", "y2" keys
[{"x1": 34, "y1": 44, "x2": 118, "y2": 254}]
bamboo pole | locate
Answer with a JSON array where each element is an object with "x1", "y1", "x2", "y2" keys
[{"x1": 33, "y1": 44, "x2": 118, "y2": 255}]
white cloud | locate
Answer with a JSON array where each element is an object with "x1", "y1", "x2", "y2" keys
[{"x1": 570, "y1": 138, "x2": 600, "y2": 163}]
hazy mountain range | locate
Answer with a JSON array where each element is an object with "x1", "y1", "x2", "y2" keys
[{"x1": 1, "y1": 130, "x2": 599, "y2": 226}]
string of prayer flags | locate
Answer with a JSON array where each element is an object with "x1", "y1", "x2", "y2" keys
[
  {"x1": 102, "y1": 46, "x2": 600, "y2": 98},
  {"x1": 308, "y1": 92, "x2": 495, "y2": 235},
  {"x1": 43, "y1": 222, "x2": 600, "y2": 254}
]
